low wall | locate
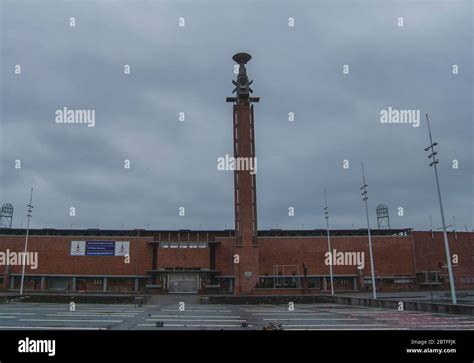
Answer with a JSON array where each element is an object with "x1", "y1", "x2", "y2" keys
[
  {"x1": 205, "y1": 295, "x2": 324, "y2": 304},
  {"x1": 0, "y1": 294, "x2": 22, "y2": 303},
  {"x1": 0, "y1": 293, "x2": 149, "y2": 304},
  {"x1": 320, "y1": 295, "x2": 474, "y2": 316},
  {"x1": 251, "y1": 288, "x2": 322, "y2": 296},
  {"x1": 205, "y1": 294, "x2": 474, "y2": 315}
]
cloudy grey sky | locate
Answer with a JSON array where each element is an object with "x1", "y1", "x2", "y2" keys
[{"x1": 0, "y1": 0, "x2": 472, "y2": 231}]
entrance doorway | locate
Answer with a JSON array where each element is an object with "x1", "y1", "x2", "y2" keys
[{"x1": 168, "y1": 273, "x2": 198, "y2": 293}]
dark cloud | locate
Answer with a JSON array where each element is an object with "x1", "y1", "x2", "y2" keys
[{"x1": 0, "y1": 0, "x2": 472, "y2": 231}]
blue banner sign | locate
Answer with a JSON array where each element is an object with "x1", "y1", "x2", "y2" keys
[{"x1": 85, "y1": 241, "x2": 115, "y2": 256}]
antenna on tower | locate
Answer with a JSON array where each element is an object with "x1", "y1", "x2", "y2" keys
[
  {"x1": 0, "y1": 203, "x2": 14, "y2": 228},
  {"x1": 376, "y1": 204, "x2": 390, "y2": 229}
]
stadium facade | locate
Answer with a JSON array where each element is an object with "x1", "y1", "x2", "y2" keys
[
  {"x1": 1, "y1": 53, "x2": 472, "y2": 295},
  {"x1": 0, "y1": 228, "x2": 473, "y2": 295}
]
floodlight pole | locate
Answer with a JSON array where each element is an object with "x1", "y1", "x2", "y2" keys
[
  {"x1": 360, "y1": 163, "x2": 376, "y2": 300},
  {"x1": 20, "y1": 188, "x2": 34, "y2": 296},
  {"x1": 424, "y1": 114, "x2": 456, "y2": 304},
  {"x1": 428, "y1": 215, "x2": 434, "y2": 301},
  {"x1": 324, "y1": 189, "x2": 334, "y2": 296}
]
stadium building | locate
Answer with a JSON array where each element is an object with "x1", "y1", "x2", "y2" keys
[
  {"x1": 0, "y1": 228, "x2": 472, "y2": 295},
  {"x1": 0, "y1": 53, "x2": 472, "y2": 295}
]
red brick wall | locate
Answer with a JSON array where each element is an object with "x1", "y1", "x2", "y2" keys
[
  {"x1": 1, "y1": 231, "x2": 473, "y2": 293},
  {"x1": 412, "y1": 231, "x2": 474, "y2": 289},
  {"x1": 214, "y1": 237, "x2": 235, "y2": 276},
  {"x1": 0, "y1": 235, "x2": 153, "y2": 276},
  {"x1": 156, "y1": 248, "x2": 210, "y2": 269},
  {"x1": 258, "y1": 236, "x2": 416, "y2": 277}
]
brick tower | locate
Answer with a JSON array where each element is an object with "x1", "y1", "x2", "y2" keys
[{"x1": 226, "y1": 53, "x2": 260, "y2": 295}]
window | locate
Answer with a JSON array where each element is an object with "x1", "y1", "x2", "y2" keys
[
  {"x1": 427, "y1": 272, "x2": 439, "y2": 283},
  {"x1": 394, "y1": 278, "x2": 413, "y2": 284},
  {"x1": 160, "y1": 241, "x2": 206, "y2": 248}
]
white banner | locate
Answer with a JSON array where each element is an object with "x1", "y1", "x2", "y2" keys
[
  {"x1": 115, "y1": 241, "x2": 130, "y2": 256},
  {"x1": 71, "y1": 241, "x2": 85, "y2": 256}
]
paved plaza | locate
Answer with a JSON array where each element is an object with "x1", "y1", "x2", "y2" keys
[{"x1": 0, "y1": 297, "x2": 473, "y2": 330}]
